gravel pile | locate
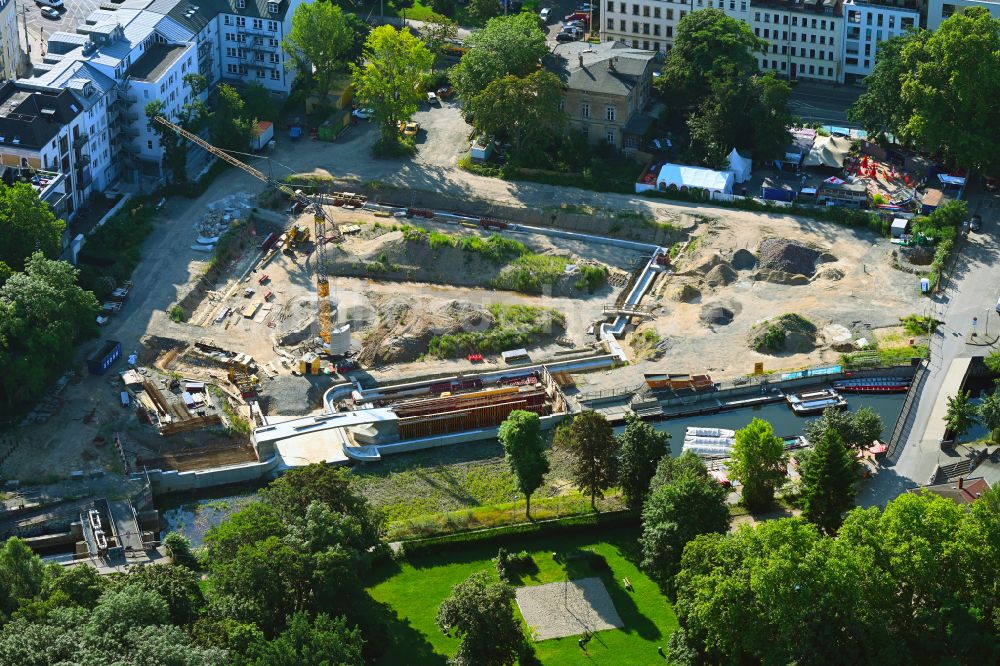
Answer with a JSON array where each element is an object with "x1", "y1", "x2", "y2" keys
[
  {"x1": 758, "y1": 238, "x2": 823, "y2": 276},
  {"x1": 730, "y1": 248, "x2": 758, "y2": 270},
  {"x1": 704, "y1": 263, "x2": 737, "y2": 287}
]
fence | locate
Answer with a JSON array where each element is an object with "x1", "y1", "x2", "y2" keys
[{"x1": 885, "y1": 360, "x2": 929, "y2": 464}]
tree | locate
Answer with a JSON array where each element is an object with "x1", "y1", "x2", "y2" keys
[
  {"x1": 0, "y1": 253, "x2": 99, "y2": 409},
  {"x1": 467, "y1": 0, "x2": 501, "y2": 26},
  {"x1": 944, "y1": 390, "x2": 977, "y2": 439},
  {"x1": 350, "y1": 25, "x2": 434, "y2": 150},
  {"x1": 728, "y1": 418, "x2": 787, "y2": 511},
  {"x1": 640, "y1": 475, "x2": 729, "y2": 587},
  {"x1": 804, "y1": 406, "x2": 884, "y2": 452},
  {"x1": 847, "y1": 34, "x2": 923, "y2": 143},
  {"x1": 211, "y1": 84, "x2": 253, "y2": 152},
  {"x1": 977, "y1": 390, "x2": 1000, "y2": 442},
  {"x1": 554, "y1": 411, "x2": 619, "y2": 509},
  {"x1": 282, "y1": 2, "x2": 354, "y2": 99},
  {"x1": 436, "y1": 572, "x2": 523, "y2": 666},
  {"x1": 240, "y1": 612, "x2": 364, "y2": 666},
  {"x1": 657, "y1": 8, "x2": 765, "y2": 111},
  {"x1": 470, "y1": 70, "x2": 565, "y2": 165},
  {"x1": 498, "y1": 410, "x2": 549, "y2": 518},
  {"x1": 451, "y1": 14, "x2": 548, "y2": 118},
  {"x1": 0, "y1": 537, "x2": 47, "y2": 620},
  {"x1": 163, "y1": 532, "x2": 197, "y2": 569},
  {"x1": 617, "y1": 415, "x2": 670, "y2": 509},
  {"x1": 0, "y1": 183, "x2": 64, "y2": 271},
  {"x1": 649, "y1": 450, "x2": 711, "y2": 492},
  {"x1": 240, "y1": 82, "x2": 274, "y2": 123},
  {"x1": 799, "y1": 430, "x2": 857, "y2": 534},
  {"x1": 420, "y1": 15, "x2": 459, "y2": 59},
  {"x1": 112, "y1": 564, "x2": 205, "y2": 627}
]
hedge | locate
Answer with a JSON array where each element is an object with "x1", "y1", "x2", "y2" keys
[{"x1": 398, "y1": 510, "x2": 640, "y2": 559}]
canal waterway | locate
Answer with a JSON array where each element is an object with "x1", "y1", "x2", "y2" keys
[{"x1": 160, "y1": 393, "x2": 905, "y2": 545}]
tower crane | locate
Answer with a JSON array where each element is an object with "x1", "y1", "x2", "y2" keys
[{"x1": 153, "y1": 116, "x2": 365, "y2": 345}]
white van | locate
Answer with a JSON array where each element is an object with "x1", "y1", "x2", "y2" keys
[{"x1": 539, "y1": 7, "x2": 551, "y2": 21}]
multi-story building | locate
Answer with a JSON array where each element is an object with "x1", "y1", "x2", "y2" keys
[
  {"x1": 548, "y1": 41, "x2": 656, "y2": 151},
  {"x1": 744, "y1": 0, "x2": 846, "y2": 83},
  {"x1": 600, "y1": 0, "x2": 699, "y2": 52},
  {"x1": 926, "y1": 0, "x2": 1000, "y2": 29},
  {"x1": 841, "y1": 0, "x2": 919, "y2": 81},
  {"x1": 0, "y1": 0, "x2": 23, "y2": 81}
]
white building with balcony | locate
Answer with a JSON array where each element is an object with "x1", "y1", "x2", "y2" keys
[
  {"x1": 926, "y1": 0, "x2": 1000, "y2": 29},
  {"x1": 841, "y1": 0, "x2": 919, "y2": 81}
]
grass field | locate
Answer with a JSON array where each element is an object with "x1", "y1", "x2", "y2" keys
[{"x1": 367, "y1": 527, "x2": 678, "y2": 665}]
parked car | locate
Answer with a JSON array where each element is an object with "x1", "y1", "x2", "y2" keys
[
  {"x1": 564, "y1": 20, "x2": 585, "y2": 29},
  {"x1": 426, "y1": 91, "x2": 440, "y2": 105},
  {"x1": 39, "y1": 5, "x2": 60, "y2": 18},
  {"x1": 577, "y1": 3, "x2": 595, "y2": 10},
  {"x1": 351, "y1": 108, "x2": 372, "y2": 120},
  {"x1": 539, "y1": 7, "x2": 551, "y2": 21},
  {"x1": 555, "y1": 31, "x2": 578, "y2": 42},
  {"x1": 436, "y1": 85, "x2": 454, "y2": 99},
  {"x1": 970, "y1": 214, "x2": 982, "y2": 232},
  {"x1": 399, "y1": 121, "x2": 419, "y2": 137},
  {"x1": 36, "y1": 0, "x2": 64, "y2": 8}
]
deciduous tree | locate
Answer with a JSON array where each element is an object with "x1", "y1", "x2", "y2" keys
[
  {"x1": 554, "y1": 411, "x2": 618, "y2": 509},
  {"x1": 420, "y1": 14, "x2": 459, "y2": 59},
  {"x1": 0, "y1": 183, "x2": 64, "y2": 271},
  {"x1": 649, "y1": 450, "x2": 710, "y2": 492},
  {"x1": 466, "y1": 0, "x2": 501, "y2": 26},
  {"x1": 804, "y1": 406, "x2": 884, "y2": 451},
  {"x1": 944, "y1": 390, "x2": 977, "y2": 439},
  {"x1": 617, "y1": 415, "x2": 670, "y2": 509},
  {"x1": 977, "y1": 390, "x2": 1000, "y2": 442},
  {"x1": 728, "y1": 418, "x2": 787, "y2": 511},
  {"x1": 436, "y1": 572, "x2": 524, "y2": 666},
  {"x1": 470, "y1": 70, "x2": 565, "y2": 165},
  {"x1": 283, "y1": 2, "x2": 355, "y2": 98},
  {"x1": 351, "y1": 25, "x2": 434, "y2": 150},
  {"x1": 799, "y1": 430, "x2": 856, "y2": 534},
  {"x1": 210, "y1": 84, "x2": 253, "y2": 152},
  {"x1": 498, "y1": 410, "x2": 549, "y2": 518},
  {"x1": 240, "y1": 612, "x2": 364, "y2": 666}
]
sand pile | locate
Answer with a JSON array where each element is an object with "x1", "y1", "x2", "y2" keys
[
  {"x1": 704, "y1": 263, "x2": 738, "y2": 287},
  {"x1": 730, "y1": 248, "x2": 758, "y2": 271},
  {"x1": 758, "y1": 238, "x2": 824, "y2": 276},
  {"x1": 670, "y1": 284, "x2": 701, "y2": 302}
]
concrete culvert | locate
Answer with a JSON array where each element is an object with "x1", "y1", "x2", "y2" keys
[
  {"x1": 703, "y1": 263, "x2": 738, "y2": 287},
  {"x1": 758, "y1": 238, "x2": 824, "y2": 277},
  {"x1": 730, "y1": 248, "x2": 758, "y2": 271}
]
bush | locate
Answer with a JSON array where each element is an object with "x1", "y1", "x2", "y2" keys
[
  {"x1": 574, "y1": 265, "x2": 607, "y2": 293},
  {"x1": 169, "y1": 306, "x2": 187, "y2": 323},
  {"x1": 399, "y1": 511, "x2": 639, "y2": 558},
  {"x1": 900, "y1": 314, "x2": 938, "y2": 336},
  {"x1": 493, "y1": 254, "x2": 570, "y2": 294}
]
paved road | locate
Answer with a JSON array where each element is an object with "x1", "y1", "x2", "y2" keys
[
  {"x1": 858, "y1": 183, "x2": 1000, "y2": 506},
  {"x1": 788, "y1": 81, "x2": 864, "y2": 128}
]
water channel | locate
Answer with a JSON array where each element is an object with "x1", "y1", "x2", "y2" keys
[{"x1": 159, "y1": 393, "x2": 905, "y2": 546}]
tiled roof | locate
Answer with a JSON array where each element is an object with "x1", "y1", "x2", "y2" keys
[{"x1": 548, "y1": 41, "x2": 654, "y2": 97}]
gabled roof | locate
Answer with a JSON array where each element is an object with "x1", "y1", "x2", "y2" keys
[
  {"x1": 548, "y1": 41, "x2": 654, "y2": 97},
  {"x1": 0, "y1": 81, "x2": 83, "y2": 151},
  {"x1": 910, "y1": 477, "x2": 991, "y2": 506}
]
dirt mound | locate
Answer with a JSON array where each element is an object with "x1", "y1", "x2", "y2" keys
[
  {"x1": 816, "y1": 267, "x2": 845, "y2": 281},
  {"x1": 700, "y1": 305, "x2": 735, "y2": 326},
  {"x1": 704, "y1": 263, "x2": 737, "y2": 287},
  {"x1": 754, "y1": 269, "x2": 811, "y2": 286},
  {"x1": 748, "y1": 313, "x2": 818, "y2": 354},
  {"x1": 690, "y1": 252, "x2": 722, "y2": 275},
  {"x1": 669, "y1": 283, "x2": 701, "y2": 302},
  {"x1": 758, "y1": 238, "x2": 826, "y2": 276},
  {"x1": 730, "y1": 248, "x2": 758, "y2": 271},
  {"x1": 900, "y1": 245, "x2": 934, "y2": 266}
]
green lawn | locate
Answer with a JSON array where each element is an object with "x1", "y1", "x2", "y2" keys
[{"x1": 366, "y1": 527, "x2": 678, "y2": 664}]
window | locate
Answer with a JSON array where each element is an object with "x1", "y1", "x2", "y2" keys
[
  {"x1": 606, "y1": 105, "x2": 616, "y2": 121},
  {"x1": 147, "y1": 140, "x2": 153, "y2": 150},
  {"x1": 809, "y1": 65, "x2": 815, "y2": 74},
  {"x1": 236, "y1": 0, "x2": 245, "y2": 7},
  {"x1": 581, "y1": 103, "x2": 591, "y2": 118},
  {"x1": 227, "y1": 63, "x2": 238, "y2": 74},
  {"x1": 821, "y1": 20, "x2": 826, "y2": 29},
  {"x1": 607, "y1": 0, "x2": 613, "y2": 9},
  {"x1": 268, "y1": 1, "x2": 278, "y2": 13},
  {"x1": 666, "y1": 25, "x2": 673, "y2": 37},
  {"x1": 810, "y1": 34, "x2": 816, "y2": 43},
  {"x1": 763, "y1": 28, "x2": 769, "y2": 37},
  {"x1": 653, "y1": 7, "x2": 660, "y2": 18},
  {"x1": 225, "y1": 32, "x2": 233, "y2": 41},
  {"x1": 620, "y1": 19, "x2": 625, "y2": 30},
  {"x1": 740, "y1": 1, "x2": 746, "y2": 10},
  {"x1": 253, "y1": 19, "x2": 263, "y2": 29},
  {"x1": 888, "y1": 16, "x2": 895, "y2": 29},
  {"x1": 581, "y1": 124, "x2": 589, "y2": 138},
  {"x1": 237, "y1": 17, "x2": 246, "y2": 27},
  {"x1": 781, "y1": 45, "x2": 787, "y2": 54},
  {"x1": 643, "y1": 23, "x2": 649, "y2": 34},
  {"x1": 632, "y1": 3, "x2": 638, "y2": 14},
  {"x1": 269, "y1": 37, "x2": 279, "y2": 46},
  {"x1": 754, "y1": 28, "x2": 760, "y2": 36},
  {"x1": 143, "y1": 90, "x2": 149, "y2": 99},
  {"x1": 810, "y1": 48, "x2": 815, "y2": 58},
  {"x1": 256, "y1": 53, "x2": 264, "y2": 62},
  {"x1": 762, "y1": 59, "x2": 768, "y2": 68},
  {"x1": 257, "y1": 68, "x2": 265, "y2": 78},
  {"x1": 653, "y1": 24, "x2": 660, "y2": 35},
  {"x1": 607, "y1": 18, "x2": 614, "y2": 29},
  {"x1": 643, "y1": 40, "x2": 649, "y2": 49},
  {"x1": 224, "y1": 15, "x2": 232, "y2": 25},
  {"x1": 619, "y1": 2, "x2": 625, "y2": 11},
  {"x1": 643, "y1": 5, "x2": 649, "y2": 16},
  {"x1": 666, "y1": 9, "x2": 673, "y2": 19},
  {"x1": 791, "y1": 16, "x2": 797, "y2": 26},
  {"x1": 270, "y1": 70, "x2": 280, "y2": 80},
  {"x1": 827, "y1": 67, "x2": 833, "y2": 76},
  {"x1": 632, "y1": 21, "x2": 639, "y2": 31},
  {"x1": 606, "y1": 129, "x2": 615, "y2": 144}
]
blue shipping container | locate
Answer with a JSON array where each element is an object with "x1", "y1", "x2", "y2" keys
[{"x1": 88, "y1": 340, "x2": 122, "y2": 375}]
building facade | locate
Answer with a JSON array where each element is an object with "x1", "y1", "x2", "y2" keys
[
  {"x1": 548, "y1": 41, "x2": 656, "y2": 151},
  {"x1": 842, "y1": 0, "x2": 919, "y2": 81},
  {"x1": 600, "y1": 0, "x2": 698, "y2": 52},
  {"x1": 0, "y1": 0, "x2": 22, "y2": 82},
  {"x1": 926, "y1": 0, "x2": 1000, "y2": 29},
  {"x1": 744, "y1": 0, "x2": 846, "y2": 83}
]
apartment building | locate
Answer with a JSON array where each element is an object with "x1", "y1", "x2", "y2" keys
[
  {"x1": 926, "y1": 0, "x2": 1000, "y2": 28},
  {"x1": 548, "y1": 41, "x2": 656, "y2": 151},
  {"x1": 600, "y1": 0, "x2": 699, "y2": 52},
  {"x1": 0, "y1": 0, "x2": 23, "y2": 81},
  {"x1": 842, "y1": 0, "x2": 919, "y2": 81},
  {"x1": 744, "y1": 0, "x2": 845, "y2": 83}
]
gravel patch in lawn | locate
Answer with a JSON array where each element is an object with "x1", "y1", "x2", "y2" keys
[{"x1": 515, "y1": 577, "x2": 624, "y2": 641}]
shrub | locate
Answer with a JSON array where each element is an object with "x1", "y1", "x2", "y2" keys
[
  {"x1": 169, "y1": 306, "x2": 187, "y2": 323},
  {"x1": 574, "y1": 264, "x2": 607, "y2": 292},
  {"x1": 900, "y1": 314, "x2": 938, "y2": 336}
]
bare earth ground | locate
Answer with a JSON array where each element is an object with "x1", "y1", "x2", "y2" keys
[
  {"x1": 516, "y1": 577, "x2": 624, "y2": 641},
  {"x1": 0, "y1": 101, "x2": 927, "y2": 482}
]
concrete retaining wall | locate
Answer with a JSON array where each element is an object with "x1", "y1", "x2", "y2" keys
[
  {"x1": 137, "y1": 456, "x2": 280, "y2": 495},
  {"x1": 373, "y1": 412, "x2": 568, "y2": 458}
]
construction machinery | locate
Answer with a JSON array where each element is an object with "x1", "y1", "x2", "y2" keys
[
  {"x1": 227, "y1": 353, "x2": 259, "y2": 398},
  {"x1": 287, "y1": 224, "x2": 310, "y2": 245},
  {"x1": 152, "y1": 116, "x2": 366, "y2": 345}
]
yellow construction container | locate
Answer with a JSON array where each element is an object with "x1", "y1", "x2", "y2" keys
[{"x1": 299, "y1": 353, "x2": 322, "y2": 375}]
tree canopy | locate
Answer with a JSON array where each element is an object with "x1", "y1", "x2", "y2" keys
[
  {"x1": 727, "y1": 418, "x2": 787, "y2": 511},
  {"x1": 617, "y1": 415, "x2": 670, "y2": 509},
  {"x1": 944, "y1": 390, "x2": 977, "y2": 439},
  {"x1": 436, "y1": 572, "x2": 524, "y2": 666},
  {"x1": 803, "y1": 406, "x2": 883, "y2": 451},
  {"x1": 498, "y1": 410, "x2": 550, "y2": 518},
  {"x1": 0, "y1": 183, "x2": 64, "y2": 271},
  {"x1": 849, "y1": 8, "x2": 1000, "y2": 172},
  {"x1": 554, "y1": 411, "x2": 619, "y2": 509},
  {"x1": 798, "y1": 430, "x2": 857, "y2": 533},
  {"x1": 283, "y1": 2, "x2": 356, "y2": 99},
  {"x1": 470, "y1": 70, "x2": 566, "y2": 165}
]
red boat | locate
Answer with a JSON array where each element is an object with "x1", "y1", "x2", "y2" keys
[{"x1": 832, "y1": 377, "x2": 910, "y2": 393}]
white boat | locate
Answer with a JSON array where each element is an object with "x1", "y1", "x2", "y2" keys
[
  {"x1": 686, "y1": 427, "x2": 735, "y2": 438},
  {"x1": 681, "y1": 442, "x2": 734, "y2": 457},
  {"x1": 786, "y1": 388, "x2": 847, "y2": 415}
]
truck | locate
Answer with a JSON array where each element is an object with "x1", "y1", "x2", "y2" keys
[{"x1": 251, "y1": 121, "x2": 274, "y2": 151}]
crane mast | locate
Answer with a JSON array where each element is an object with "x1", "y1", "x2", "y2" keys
[{"x1": 152, "y1": 116, "x2": 357, "y2": 344}]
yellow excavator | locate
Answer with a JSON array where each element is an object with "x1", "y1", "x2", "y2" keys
[{"x1": 153, "y1": 116, "x2": 365, "y2": 345}]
